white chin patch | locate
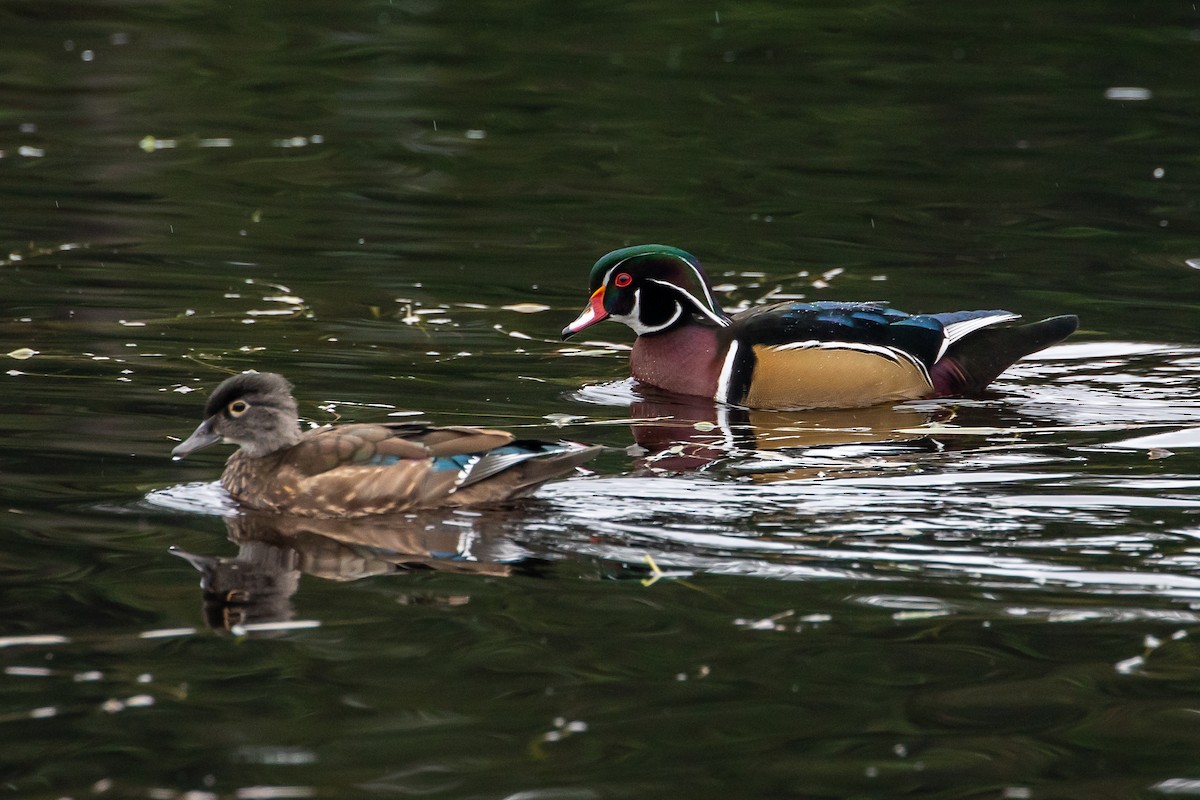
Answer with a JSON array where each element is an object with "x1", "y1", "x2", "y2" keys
[{"x1": 615, "y1": 291, "x2": 681, "y2": 335}]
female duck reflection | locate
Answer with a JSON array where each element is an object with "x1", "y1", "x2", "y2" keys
[{"x1": 172, "y1": 510, "x2": 533, "y2": 632}]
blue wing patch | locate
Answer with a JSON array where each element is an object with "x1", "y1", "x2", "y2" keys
[{"x1": 432, "y1": 453, "x2": 480, "y2": 473}]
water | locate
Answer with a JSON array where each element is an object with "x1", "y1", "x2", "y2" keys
[{"x1": 3, "y1": 1, "x2": 1200, "y2": 797}]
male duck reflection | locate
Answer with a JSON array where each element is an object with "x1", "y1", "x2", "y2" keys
[
  {"x1": 563, "y1": 245, "x2": 1079, "y2": 409},
  {"x1": 172, "y1": 372, "x2": 600, "y2": 517}
]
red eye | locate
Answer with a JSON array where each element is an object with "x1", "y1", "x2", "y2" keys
[{"x1": 614, "y1": 272, "x2": 633, "y2": 288}]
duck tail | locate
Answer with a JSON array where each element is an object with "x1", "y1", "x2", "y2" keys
[
  {"x1": 450, "y1": 443, "x2": 603, "y2": 505},
  {"x1": 493, "y1": 443, "x2": 604, "y2": 497},
  {"x1": 930, "y1": 314, "x2": 1079, "y2": 396}
]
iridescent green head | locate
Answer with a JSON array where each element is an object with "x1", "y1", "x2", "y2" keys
[{"x1": 561, "y1": 245, "x2": 730, "y2": 338}]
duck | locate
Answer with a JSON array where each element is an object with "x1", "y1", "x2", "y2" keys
[
  {"x1": 171, "y1": 372, "x2": 601, "y2": 517},
  {"x1": 562, "y1": 244, "x2": 1079, "y2": 410}
]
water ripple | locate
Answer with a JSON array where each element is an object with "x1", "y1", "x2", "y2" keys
[{"x1": 534, "y1": 463, "x2": 1200, "y2": 597}]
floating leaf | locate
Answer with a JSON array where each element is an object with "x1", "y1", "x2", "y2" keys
[
  {"x1": 1104, "y1": 86, "x2": 1152, "y2": 101},
  {"x1": 138, "y1": 135, "x2": 176, "y2": 152},
  {"x1": 502, "y1": 303, "x2": 551, "y2": 314},
  {"x1": 544, "y1": 413, "x2": 584, "y2": 427}
]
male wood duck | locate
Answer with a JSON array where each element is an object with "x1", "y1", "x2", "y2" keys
[
  {"x1": 172, "y1": 372, "x2": 601, "y2": 517},
  {"x1": 562, "y1": 244, "x2": 1079, "y2": 410}
]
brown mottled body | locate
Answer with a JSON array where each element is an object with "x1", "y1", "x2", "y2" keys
[
  {"x1": 173, "y1": 373, "x2": 600, "y2": 518},
  {"x1": 220, "y1": 424, "x2": 518, "y2": 516}
]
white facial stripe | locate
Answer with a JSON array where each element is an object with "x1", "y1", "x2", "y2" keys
[
  {"x1": 716, "y1": 339, "x2": 740, "y2": 402},
  {"x1": 612, "y1": 288, "x2": 683, "y2": 335},
  {"x1": 646, "y1": 278, "x2": 729, "y2": 327},
  {"x1": 602, "y1": 251, "x2": 729, "y2": 330},
  {"x1": 600, "y1": 254, "x2": 640, "y2": 290},
  {"x1": 682, "y1": 261, "x2": 720, "y2": 312}
]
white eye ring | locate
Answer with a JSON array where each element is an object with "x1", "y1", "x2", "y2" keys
[{"x1": 229, "y1": 400, "x2": 249, "y2": 416}]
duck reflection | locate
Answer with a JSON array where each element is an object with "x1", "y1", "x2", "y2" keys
[
  {"x1": 172, "y1": 510, "x2": 526, "y2": 631},
  {"x1": 627, "y1": 387, "x2": 947, "y2": 474}
]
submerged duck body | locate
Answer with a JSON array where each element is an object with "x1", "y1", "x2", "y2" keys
[
  {"x1": 172, "y1": 372, "x2": 600, "y2": 517},
  {"x1": 562, "y1": 245, "x2": 1079, "y2": 410}
]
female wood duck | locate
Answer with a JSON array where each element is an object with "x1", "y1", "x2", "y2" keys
[
  {"x1": 172, "y1": 372, "x2": 601, "y2": 517},
  {"x1": 562, "y1": 244, "x2": 1079, "y2": 410}
]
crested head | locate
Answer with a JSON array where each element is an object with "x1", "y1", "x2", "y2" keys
[
  {"x1": 202, "y1": 371, "x2": 295, "y2": 418},
  {"x1": 563, "y1": 244, "x2": 729, "y2": 339},
  {"x1": 174, "y1": 371, "x2": 303, "y2": 460},
  {"x1": 585, "y1": 244, "x2": 699, "y2": 286}
]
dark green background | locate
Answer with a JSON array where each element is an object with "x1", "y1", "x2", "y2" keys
[{"x1": 2, "y1": 2, "x2": 1200, "y2": 798}]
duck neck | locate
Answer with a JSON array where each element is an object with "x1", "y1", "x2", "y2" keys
[{"x1": 630, "y1": 322, "x2": 725, "y2": 399}]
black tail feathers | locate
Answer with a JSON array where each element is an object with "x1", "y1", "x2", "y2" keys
[{"x1": 934, "y1": 314, "x2": 1078, "y2": 395}]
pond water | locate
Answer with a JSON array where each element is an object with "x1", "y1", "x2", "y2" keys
[{"x1": 3, "y1": 1, "x2": 1200, "y2": 797}]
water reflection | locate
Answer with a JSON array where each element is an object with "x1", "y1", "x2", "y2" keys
[
  {"x1": 628, "y1": 387, "x2": 944, "y2": 474},
  {"x1": 533, "y1": 343, "x2": 1200, "y2": 598},
  {"x1": 573, "y1": 342, "x2": 1200, "y2": 478},
  {"x1": 1007, "y1": 342, "x2": 1200, "y2": 426},
  {"x1": 148, "y1": 336, "x2": 1200, "y2": 613},
  {"x1": 5, "y1": 0, "x2": 1200, "y2": 795},
  {"x1": 172, "y1": 510, "x2": 528, "y2": 631}
]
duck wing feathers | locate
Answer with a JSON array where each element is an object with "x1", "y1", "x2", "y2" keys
[
  {"x1": 733, "y1": 301, "x2": 1017, "y2": 369},
  {"x1": 223, "y1": 423, "x2": 597, "y2": 517}
]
